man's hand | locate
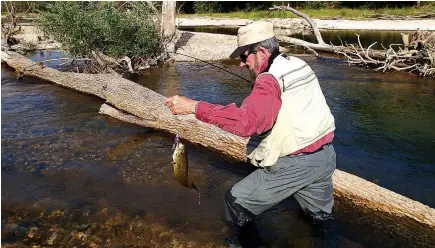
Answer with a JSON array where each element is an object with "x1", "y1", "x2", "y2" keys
[{"x1": 164, "y1": 95, "x2": 199, "y2": 115}]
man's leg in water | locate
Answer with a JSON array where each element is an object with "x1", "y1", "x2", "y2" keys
[
  {"x1": 224, "y1": 144, "x2": 336, "y2": 247},
  {"x1": 294, "y1": 144, "x2": 336, "y2": 219}
]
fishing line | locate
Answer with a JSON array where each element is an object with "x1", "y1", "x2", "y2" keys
[{"x1": 170, "y1": 52, "x2": 253, "y2": 84}]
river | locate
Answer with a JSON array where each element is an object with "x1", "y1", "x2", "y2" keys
[
  {"x1": 2, "y1": 50, "x2": 435, "y2": 247},
  {"x1": 178, "y1": 26, "x2": 410, "y2": 50}
]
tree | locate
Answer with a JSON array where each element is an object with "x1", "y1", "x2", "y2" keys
[{"x1": 37, "y1": 2, "x2": 162, "y2": 73}]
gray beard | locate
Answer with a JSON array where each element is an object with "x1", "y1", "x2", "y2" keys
[{"x1": 249, "y1": 68, "x2": 257, "y2": 81}]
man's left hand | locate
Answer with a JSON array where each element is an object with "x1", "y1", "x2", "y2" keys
[{"x1": 164, "y1": 95, "x2": 199, "y2": 115}]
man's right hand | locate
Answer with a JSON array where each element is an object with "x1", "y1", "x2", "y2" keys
[{"x1": 164, "y1": 95, "x2": 199, "y2": 115}]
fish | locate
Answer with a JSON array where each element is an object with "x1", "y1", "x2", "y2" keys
[{"x1": 172, "y1": 133, "x2": 198, "y2": 191}]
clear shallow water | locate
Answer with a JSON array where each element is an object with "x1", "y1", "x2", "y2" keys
[{"x1": 2, "y1": 50, "x2": 435, "y2": 247}]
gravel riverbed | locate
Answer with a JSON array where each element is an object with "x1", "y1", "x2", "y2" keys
[{"x1": 173, "y1": 31, "x2": 237, "y2": 61}]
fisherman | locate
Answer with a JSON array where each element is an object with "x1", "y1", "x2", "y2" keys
[{"x1": 164, "y1": 21, "x2": 336, "y2": 247}]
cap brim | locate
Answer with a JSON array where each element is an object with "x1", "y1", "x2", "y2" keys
[{"x1": 229, "y1": 45, "x2": 249, "y2": 59}]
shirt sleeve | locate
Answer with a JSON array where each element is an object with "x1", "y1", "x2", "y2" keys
[{"x1": 195, "y1": 74, "x2": 282, "y2": 138}]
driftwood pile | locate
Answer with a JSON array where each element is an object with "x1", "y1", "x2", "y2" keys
[
  {"x1": 334, "y1": 30, "x2": 435, "y2": 77},
  {"x1": 271, "y1": 5, "x2": 435, "y2": 78}
]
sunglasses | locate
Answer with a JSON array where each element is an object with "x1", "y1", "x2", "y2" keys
[
  {"x1": 240, "y1": 52, "x2": 248, "y2": 63},
  {"x1": 240, "y1": 49, "x2": 254, "y2": 63}
]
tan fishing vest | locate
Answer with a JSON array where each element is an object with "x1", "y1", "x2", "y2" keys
[{"x1": 247, "y1": 54, "x2": 335, "y2": 167}]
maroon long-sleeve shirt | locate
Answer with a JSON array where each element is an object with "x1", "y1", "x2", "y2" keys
[{"x1": 194, "y1": 57, "x2": 334, "y2": 154}]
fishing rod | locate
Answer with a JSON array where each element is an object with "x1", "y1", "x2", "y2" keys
[{"x1": 170, "y1": 52, "x2": 252, "y2": 84}]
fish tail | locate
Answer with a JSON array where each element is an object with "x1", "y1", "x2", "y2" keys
[
  {"x1": 172, "y1": 132, "x2": 180, "y2": 151},
  {"x1": 190, "y1": 182, "x2": 199, "y2": 191}
]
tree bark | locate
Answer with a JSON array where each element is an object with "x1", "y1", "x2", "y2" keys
[
  {"x1": 161, "y1": 1, "x2": 176, "y2": 54},
  {"x1": 2, "y1": 51, "x2": 435, "y2": 245}
]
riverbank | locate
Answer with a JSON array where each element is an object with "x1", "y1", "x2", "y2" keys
[
  {"x1": 178, "y1": 5, "x2": 435, "y2": 20},
  {"x1": 4, "y1": 24, "x2": 237, "y2": 61},
  {"x1": 5, "y1": 19, "x2": 434, "y2": 64},
  {"x1": 173, "y1": 31, "x2": 237, "y2": 61},
  {"x1": 4, "y1": 26, "x2": 61, "y2": 52},
  {"x1": 176, "y1": 17, "x2": 435, "y2": 31}
]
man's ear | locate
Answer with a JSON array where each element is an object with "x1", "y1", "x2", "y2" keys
[{"x1": 257, "y1": 47, "x2": 270, "y2": 60}]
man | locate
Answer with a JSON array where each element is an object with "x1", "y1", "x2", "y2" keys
[{"x1": 165, "y1": 21, "x2": 336, "y2": 247}]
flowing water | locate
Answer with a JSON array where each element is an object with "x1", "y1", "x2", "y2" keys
[{"x1": 2, "y1": 50, "x2": 435, "y2": 247}]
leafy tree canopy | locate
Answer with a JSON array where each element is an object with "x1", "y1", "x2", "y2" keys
[{"x1": 37, "y1": 2, "x2": 161, "y2": 58}]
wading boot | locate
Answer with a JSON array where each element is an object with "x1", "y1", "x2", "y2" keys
[
  {"x1": 225, "y1": 222, "x2": 265, "y2": 248},
  {"x1": 224, "y1": 235, "x2": 243, "y2": 248}
]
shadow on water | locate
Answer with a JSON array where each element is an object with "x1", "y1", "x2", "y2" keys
[{"x1": 2, "y1": 50, "x2": 435, "y2": 247}]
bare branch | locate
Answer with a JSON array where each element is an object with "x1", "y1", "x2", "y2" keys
[
  {"x1": 145, "y1": 1, "x2": 159, "y2": 13},
  {"x1": 176, "y1": 1, "x2": 185, "y2": 15},
  {"x1": 390, "y1": 64, "x2": 418, "y2": 71},
  {"x1": 303, "y1": 45, "x2": 320, "y2": 57},
  {"x1": 25, "y1": 1, "x2": 32, "y2": 14},
  {"x1": 337, "y1": 35, "x2": 344, "y2": 47},
  {"x1": 270, "y1": 5, "x2": 325, "y2": 45},
  {"x1": 355, "y1": 33, "x2": 366, "y2": 55},
  {"x1": 365, "y1": 42, "x2": 379, "y2": 63}
]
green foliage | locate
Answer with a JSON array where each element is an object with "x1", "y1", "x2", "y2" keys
[
  {"x1": 302, "y1": 1, "x2": 326, "y2": 10},
  {"x1": 193, "y1": 1, "x2": 221, "y2": 13},
  {"x1": 178, "y1": 1, "x2": 428, "y2": 14},
  {"x1": 1, "y1": 1, "x2": 51, "y2": 13},
  {"x1": 37, "y1": 2, "x2": 161, "y2": 58},
  {"x1": 180, "y1": 6, "x2": 433, "y2": 20},
  {"x1": 420, "y1": 1, "x2": 435, "y2": 10},
  {"x1": 323, "y1": 2, "x2": 342, "y2": 9},
  {"x1": 21, "y1": 40, "x2": 38, "y2": 50}
]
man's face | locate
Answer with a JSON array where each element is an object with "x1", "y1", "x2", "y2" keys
[{"x1": 240, "y1": 47, "x2": 268, "y2": 80}]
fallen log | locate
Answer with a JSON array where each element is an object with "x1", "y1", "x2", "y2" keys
[{"x1": 2, "y1": 51, "x2": 435, "y2": 245}]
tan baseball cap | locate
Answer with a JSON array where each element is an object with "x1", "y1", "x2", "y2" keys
[{"x1": 229, "y1": 21, "x2": 275, "y2": 59}]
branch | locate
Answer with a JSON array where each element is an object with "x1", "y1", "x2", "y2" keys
[
  {"x1": 337, "y1": 35, "x2": 344, "y2": 47},
  {"x1": 390, "y1": 64, "x2": 418, "y2": 71},
  {"x1": 355, "y1": 33, "x2": 366, "y2": 55},
  {"x1": 270, "y1": 5, "x2": 325, "y2": 45},
  {"x1": 365, "y1": 42, "x2": 380, "y2": 63},
  {"x1": 303, "y1": 45, "x2": 320, "y2": 57},
  {"x1": 145, "y1": 1, "x2": 159, "y2": 13},
  {"x1": 24, "y1": 1, "x2": 32, "y2": 14}
]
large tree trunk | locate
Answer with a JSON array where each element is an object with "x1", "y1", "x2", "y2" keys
[
  {"x1": 2, "y1": 51, "x2": 435, "y2": 246},
  {"x1": 161, "y1": 1, "x2": 176, "y2": 54}
]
